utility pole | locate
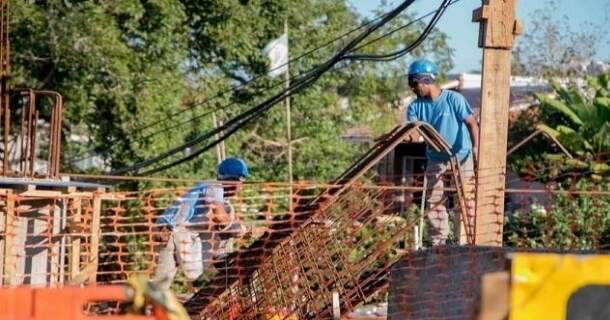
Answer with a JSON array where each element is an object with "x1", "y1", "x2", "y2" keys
[
  {"x1": 284, "y1": 19, "x2": 293, "y2": 213},
  {"x1": 211, "y1": 111, "x2": 225, "y2": 164},
  {"x1": 1, "y1": 0, "x2": 10, "y2": 175},
  {"x1": 472, "y1": 0, "x2": 522, "y2": 245}
]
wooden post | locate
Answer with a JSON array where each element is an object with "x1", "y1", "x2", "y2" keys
[
  {"x1": 477, "y1": 272, "x2": 510, "y2": 320},
  {"x1": 50, "y1": 201, "x2": 62, "y2": 286},
  {"x1": 472, "y1": 0, "x2": 522, "y2": 245},
  {"x1": 69, "y1": 190, "x2": 82, "y2": 282},
  {"x1": 87, "y1": 187, "x2": 103, "y2": 284},
  {"x1": 284, "y1": 19, "x2": 294, "y2": 214},
  {"x1": 211, "y1": 111, "x2": 225, "y2": 164},
  {"x1": 2, "y1": 190, "x2": 15, "y2": 285}
]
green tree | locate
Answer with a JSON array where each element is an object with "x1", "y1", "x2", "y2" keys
[
  {"x1": 508, "y1": 73, "x2": 610, "y2": 182},
  {"x1": 512, "y1": 0, "x2": 609, "y2": 77},
  {"x1": 531, "y1": 74, "x2": 610, "y2": 178},
  {"x1": 537, "y1": 76, "x2": 610, "y2": 154},
  {"x1": 10, "y1": 0, "x2": 454, "y2": 182},
  {"x1": 178, "y1": 0, "x2": 454, "y2": 181},
  {"x1": 504, "y1": 181, "x2": 610, "y2": 250},
  {"x1": 10, "y1": 0, "x2": 192, "y2": 176}
]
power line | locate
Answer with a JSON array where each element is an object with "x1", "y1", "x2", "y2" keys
[
  {"x1": 114, "y1": 0, "x2": 456, "y2": 175},
  {"x1": 140, "y1": 0, "x2": 462, "y2": 145},
  {"x1": 345, "y1": 0, "x2": 452, "y2": 61},
  {"x1": 133, "y1": 10, "x2": 391, "y2": 133},
  {"x1": 350, "y1": 0, "x2": 462, "y2": 54},
  {"x1": 140, "y1": 70, "x2": 325, "y2": 175},
  {"x1": 111, "y1": 65, "x2": 323, "y2": 175},
  {"x1": 139, "y1": 64, "x2": 317, "y2": 142},
  {"x1": 66, "y1": 11, "x2": 392, "y2": 164},
  {"x1": 111, "y1": 0, "x2": 423, "y2": 175},
  {"x1": 137, "y1": 0, "x2": 463, "y2": 144},
  {"x1": 142, "y1": 0, "x2": 459, "y2": 175}
]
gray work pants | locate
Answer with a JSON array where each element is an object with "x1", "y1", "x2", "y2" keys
[
  {"x1": 424, "y1": 156, "x2": 475, "y2": 245},
  {"x1": 154, "y1": 223, "x2": 244, "y2": 290}
]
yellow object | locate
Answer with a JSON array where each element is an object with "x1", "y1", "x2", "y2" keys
[
  {"x1": 263, "y1": 309, "x2": 298, "y2": 320},
  {"x1": 127, "y1": 275, "x2": 191, "y2": 320},
  {"x1": 511, "y1": 253, "x2": 610, "y2": 320}
]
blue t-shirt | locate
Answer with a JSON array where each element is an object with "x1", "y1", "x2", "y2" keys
[
  {"x1": 407, "y1": 90, "x2": 474, "y2": 162},
  {"x1": 157, "y1": 182, "x2": 224, "y2": 228}
]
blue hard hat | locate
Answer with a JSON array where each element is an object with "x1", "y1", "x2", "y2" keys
[
  {"x1": 218, "y1": 157, "x2": 249, "y2": 180},
  {"x1": 408, "y1": 59, "x2": 439, "y2": 77}
]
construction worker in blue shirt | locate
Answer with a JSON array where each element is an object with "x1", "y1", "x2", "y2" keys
[
  {"x1": 406, "y1": 59, "x2": 479, "y2": 245},
  {"x1": 154, "y1": 157, "x2": 249, "y2": 289}
]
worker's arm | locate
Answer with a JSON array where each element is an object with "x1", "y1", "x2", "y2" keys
[
  {"x1": 464, "y1": 115, "x2": 479, "y2": 162},
  {"x1": 155, "y1": 194, "x2": 194, "y2": 242},
  {"x1": 207, "y1": 185, "x2": 232, "y2": 228},
  {"x1": 210, "y1": 201, "x2": 231, "y2": 226},
  {"x1": 406, "y1": 103, "x2": 418, "y2": 122},
  {"x1": 452, "y1": 92, "x2": 478, "y2": 162}
]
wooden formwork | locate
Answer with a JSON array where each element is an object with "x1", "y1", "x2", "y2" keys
[{"x1": 0, "y1": 178, "x2": 106, "y2": 287}]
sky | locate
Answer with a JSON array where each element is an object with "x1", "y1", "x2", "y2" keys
[{"x1": 349, "y1": 0, "x2": 610, "y2": 73}]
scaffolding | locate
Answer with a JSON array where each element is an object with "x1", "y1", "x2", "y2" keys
[{"x1": 0, "y1": 0, "x2": 106, "y2": 288}]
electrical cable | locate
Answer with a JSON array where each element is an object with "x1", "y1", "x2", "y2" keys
[
  {"x1": 66, "y1": 11, "x2": 392, "y2": 164},
  {"x1": 344, "y1": 0, "x2": 452, "y2": 61},
  {"x1": 349, "y1": 0, "x2": 462, "y2": 54},
  {"x1": 112, "y1": 0, "x2": 455, "y2": 175},
  {"x1": 139, "y1": 0, "x2": 462, "y2": 143}
]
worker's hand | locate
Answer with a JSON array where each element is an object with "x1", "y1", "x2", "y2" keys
[
  {"x1": 209, "y1": 202, "x2": 231, "y2": 230},
  {"x1": 154, "y1": 226, "x2": 172, "y2": 243}
]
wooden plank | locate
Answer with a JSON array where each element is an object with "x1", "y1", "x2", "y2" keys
[
  {"x1": 477, "y1": 272, "x2": 509, "y2": 320},
  {"x1": 473, "y1": 0, "x2": 519, "y2": 246},
  {"x1": 29, "y1": 201, "x2": 53, "y2": 286},
  {"x1": 99, "y1": 193, "x2": 125, "y2": 201},
  {"x1": 69, "y1": 197, "x2": 82, "y2": 282},
  {"x1": 57, "y1": 198, "x2": 68, "y2": 285},
  {"x1": 49, "y1": 202, "x2": 62, "y2": 286},
  {"x1": 87, "y1": 188, "x2": 104, "y2": 284},
  {"x1": 64, "y1": 192, "x2": 94, "y2": 198},
  {"x1": 19, "y1": 190, "x2": 63, "y2": 198},
  {"x1": 11, "y1": 215, "x2": 27, "y2": 285},
  {"x1": 57, "y1": 187, "x2": 78, "y2": 285},
  {"x1": 475, "y1": 49, "x2": 511, "y2": 245},
  {"x1": 2, "y1": 191, "x2": 16, "y2": 285}
]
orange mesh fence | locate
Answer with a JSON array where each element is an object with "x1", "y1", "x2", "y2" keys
[
  {"x1": 185, "y1": 160, "x2": 473, "y2": 319},
  {"x1": 0, "y1": 191, "x2": 99, "y2": 286},
  {"x1": 1, "y1": 169, "x2": 610, "y2": 319},
  {"x1": 96, "y1": 182, "x2": 303, "y2": 285},
  {"x1": 387, "y1": 246, "x2": 610, "y2": 320},
  {"x1": 388, "y1": 246, "x2": 509, "y2": 320}
]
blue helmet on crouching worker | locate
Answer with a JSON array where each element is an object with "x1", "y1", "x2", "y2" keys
[
  {"x1": 408, "y1": 58, "x2": 438, "y2": 85},
  {"x1": 217, "y1": 157, "x2": 249, "y2": 181}
]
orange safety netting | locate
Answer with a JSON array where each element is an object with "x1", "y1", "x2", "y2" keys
[
  {"x1": 1, "y1": 122, "x2": 610, "y2": 319},
  {"x1": 1, "y1": 172, "x2": 610, "y2": 319}
]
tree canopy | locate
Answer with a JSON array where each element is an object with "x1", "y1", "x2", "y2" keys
[
  {"x1": 512, "y1": 0, "x2": 609, "y2": 77},
  {"x1": 10, "y1": 0, "x2": 453, "y2": 182}
]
